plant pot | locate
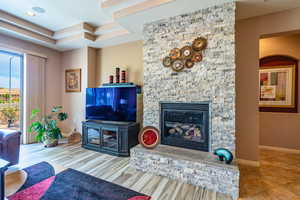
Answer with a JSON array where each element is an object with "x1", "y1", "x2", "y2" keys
[{"x1": 42, "y1": 137, "x2": 58, "y2": 148}]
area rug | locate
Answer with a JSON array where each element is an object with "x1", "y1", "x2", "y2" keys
[{"x1": 8, "y1": 162, "x2": 151, "y2": 200}]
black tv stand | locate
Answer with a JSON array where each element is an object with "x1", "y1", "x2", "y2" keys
[{"x1": 82, "y1": 121, "x2": 140, "y2": 156}]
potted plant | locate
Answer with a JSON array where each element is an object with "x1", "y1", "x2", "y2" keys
[
  {"x1": 1, "y1": 106, "x2": 18, "y2": 128},
  {"x1": 29, "y1": 105, "x2": 68, "y2": 147}
]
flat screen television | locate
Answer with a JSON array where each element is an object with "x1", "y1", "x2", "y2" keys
[{"x1": 86, "y1": 87, "x2": 137, "y2": 122}]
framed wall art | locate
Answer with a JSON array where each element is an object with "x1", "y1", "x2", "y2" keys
[
  {"x1": 65, "y1": 68, "x2": 81, "y2": 92},
  {"x1": 259, "y1": 56, "x2": 298, "y2": 112}
]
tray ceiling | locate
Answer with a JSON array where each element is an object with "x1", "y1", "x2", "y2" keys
[{"x1": 0, "y1": 0, "x2": 299, "y2": 51}]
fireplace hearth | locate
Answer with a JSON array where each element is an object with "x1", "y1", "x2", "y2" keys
[{"x1": 160, "y1": 102, "x2": 210, "y2": 152}]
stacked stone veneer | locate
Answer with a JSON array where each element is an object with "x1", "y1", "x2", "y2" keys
[
  {"x1": 131, "y1": 145, "x2": 240, "y2": 199},
  {"x1": 143, "y1": 2, "x2": 236, "y2": 153}
]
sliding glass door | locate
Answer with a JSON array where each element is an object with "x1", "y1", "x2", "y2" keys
[{"x1": 0, "y1": 50, "x2": 23, "y2": 132}]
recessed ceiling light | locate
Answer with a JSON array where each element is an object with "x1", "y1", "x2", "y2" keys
[
  {"x1": 25, "y1": 11, "x2": 36, "y2": 16},
  {"x1": 32, "y1": 6, "x2": 46, "y2": 13}
]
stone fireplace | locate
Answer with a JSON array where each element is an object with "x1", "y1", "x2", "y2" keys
[
  {"x1": 160, "y1": 102, "x2": 210, "y2": 152},
  {"x1": 131, "y1": 2, "x2": 239, "y2": 199},
  {"x1": 142, "y1": 2, "x2": 236, "y2": 154}
]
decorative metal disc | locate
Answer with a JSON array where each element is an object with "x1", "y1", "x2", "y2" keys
[
  {"x1": 192, "y1": 37, "x2": 207, "y2": 51},
  {"x1": 181, "y1": 46, "x2": 193, "y2": 59},
  {"x1": 169, "y1": 48, "x2": 181, "y2": 60},
  {"x1": 185, "y1": 59, "x2": 194, "y2": 68},
  {"x1": 171, "y1": 59, "x2": 185, "y2": 72},
  {"x1": 191, "y1": 53, "x2": 203, "y2": 62},
  {"x1": 162, "y1": 56, "x2": 172, "y2": 67}
]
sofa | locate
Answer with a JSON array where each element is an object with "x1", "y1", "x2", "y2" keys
[{"x1": 0, "y1": 130, "x2": 21, "y2": 165}]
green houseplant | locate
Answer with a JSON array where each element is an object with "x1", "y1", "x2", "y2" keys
[
  {"x1": 1, "y1": 106, "x2": 18, "y2": 128},
  {"x1": 29, "y1": 105, "x2": 68, "y2": 147}
]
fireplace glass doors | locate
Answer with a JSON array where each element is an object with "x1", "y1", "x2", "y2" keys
[{"x1": 160, "y1": 103, "x2": 209, "y2": 152}]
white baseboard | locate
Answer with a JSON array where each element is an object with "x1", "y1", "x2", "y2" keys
[
  {"x1": 259, "y1": 145, "x2": 300, "y2": 154},
  {"x1": 237, "y1": 159, "x2": 260, "y2": 167}
]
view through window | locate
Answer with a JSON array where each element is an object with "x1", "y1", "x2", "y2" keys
[{"x1": 0, "y1": 50, "x2": 22, "y2": 130}]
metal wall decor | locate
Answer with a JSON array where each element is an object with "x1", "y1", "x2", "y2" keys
[{"x1": 162, "y1": 37, "x2": 207, "y2": 72}]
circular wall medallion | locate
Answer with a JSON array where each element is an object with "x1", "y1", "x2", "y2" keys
[
  {"x1": 185, "y1": 59, "x2": 194, "y2": 68},
  {"x1": 169, "y1": 48, "x2": 181, "y2": 60},
  {"x1": 162, "y1": 56, "x2": 172, "y2": 67},
  {"x1": 181, "y1": 46, "x2": 193, "y2": 59},
  {"x1": 171, "y1": 59, "x2": 185, "y2": 72},
  {"x1": 192, "y1": 37, "x2": 207, "y2": 51},
  {"x1": 138, "y1": 126, "x2": 160, "y2": 149},
  {"x1": 191, "y1": 53, "x2": 203, "y2": 62}
]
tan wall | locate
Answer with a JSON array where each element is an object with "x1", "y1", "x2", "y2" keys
[
  {"x1": 236, "y1": 6, "x2": 300, "y2": 161},
  {"x1": 259, "y1": 35, "x2": 300, "y2": 150},
  {"x1": 96, "y1": 41, "x2": 143, "y2": 86},
  {"x1": 0, "y1": 33, "x2": 62, "y2": 114},
  {"x1": 61, "y1": 47, "x2": 97, "y2": 133},
  {"x1": 61, "y1": 48, "x2": 87, "y2": 133}
]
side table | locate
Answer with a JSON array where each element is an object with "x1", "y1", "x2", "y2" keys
[{"x1": 0, "y1": 159, "x2": 9, "y2": 200}]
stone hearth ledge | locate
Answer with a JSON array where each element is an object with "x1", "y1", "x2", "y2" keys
[{"x1": 130, "y1": 145, "x2": 239, "y2": 200}]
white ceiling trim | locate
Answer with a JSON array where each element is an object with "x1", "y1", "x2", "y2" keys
[
  {"x1": 113, "y1": 0, "x2": 175, "y2": 19},
  {"x1": 101, "y1": 0, "x2": 132, "y2": 8},
  {"x1": 96, "y1": 29, "x2": 129, "y2": 42},
  {"x1": 54, "y1": 22, "x2": 96, "y2": 39},
  {"x1": 0, "y1": 20, "x2": 56, "y2": 44},
  {"x1": 0, "y1": 10, "x2": 54, "y2": 37}
]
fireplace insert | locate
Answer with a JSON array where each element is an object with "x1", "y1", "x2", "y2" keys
[{"x1": 160, "y1": 102, "x2": 210, "y2": 152}]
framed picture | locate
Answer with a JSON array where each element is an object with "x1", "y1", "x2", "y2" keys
[
  {"x1": 65, "y1": 69, "x2": 81, "y2": 92},
  {"x1": 259, "y1": 55, "x2": 298, "y2": 112}
]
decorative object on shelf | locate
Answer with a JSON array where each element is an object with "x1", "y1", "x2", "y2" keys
[
  {"x1": 109, "y1": 75, "x2": 114, "y2": 84},
  {"x1": 192, "y1": 37, "x2": 207, "y2": 51},
  {"x1": 65, "y1": 68, "x2": 81, "y2": 92},
  {"x1": 121, "y1": 70, "x2": 126, "y2": 83},
  {"x1": 162, "y1": 56, "x2": 172, "y2": 67},
  {"x1": 213, "y1": 148, "x2": 233, "y2": 164},
  {"x1": 171, "y1": 59, "x2": 185, "y2": 72},
  {"x1": 115, "y1": 67, "x2": 120, "y2": 83},
  {"x1": 259, "y1": 55, "x2": 298, "y2": 113},
  {"x1": 170, "y1": 48, "x2": 181, "y2": 60},
  {"x1": 162, "y1": 37, "x2": 207, "y2": 72},
  {"x1": 181, "y1": 46, "x2": 193, "y2": 59},
  {"x1": 138, "y1": 126, "x2": 160, "y2": 149},
  {"x1": 29, "y1": 105, "x2": 68, "y2": 148},
  {"x1": 102, "y1": 82, "x2": 134, "y2": 87}
]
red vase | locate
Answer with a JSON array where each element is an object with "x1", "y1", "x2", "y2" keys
[
  {"x1": 121, "y1": 70, "x2": 126, "y2": 83},
  {"x1": 109, "y1": 75, "x2": 114, "y2": 83}
]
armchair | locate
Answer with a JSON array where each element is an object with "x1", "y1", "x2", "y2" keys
[{"x1": 0, "y1": 130, "x2": 21, "y2": 165}]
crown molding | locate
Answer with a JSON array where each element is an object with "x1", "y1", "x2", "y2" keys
[
  {"x1": 0, "y1": 20, "x2": 56, "y2": 44},
  {"x1": 113, "y1": 0, "x2": 174, "y2": 19},
  {"x1": 101, "y1": 0, "x2": 132, "y2": 8},
  {"x1": 54, "y1": 22, "x2": 96, "y2": 39},
  {"x1": 96, "y1": 29, "x2": 129, "y2": 42},
  {"x1": 0, "y1": 10, "x2": 54, "y2": 37}
]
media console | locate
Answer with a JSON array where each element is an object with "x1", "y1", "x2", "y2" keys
[{"x1": 82, "y1": 120, "x2": 140, "y2": 156}]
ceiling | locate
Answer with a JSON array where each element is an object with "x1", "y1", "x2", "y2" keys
[{"x1": 0, "y1": 0, "x2": 300, "y2": 51}]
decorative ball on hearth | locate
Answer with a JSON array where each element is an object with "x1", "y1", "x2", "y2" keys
[
  {"x1": 214, "y1": 148, "x2": 233, "y2": 164},
  {"x1": 138, "y1": 126, "x2": 160, "y2": 149}
]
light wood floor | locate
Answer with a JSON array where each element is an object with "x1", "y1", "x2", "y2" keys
[{"x1": 12, "y1": 143, "x2": 300, "y2": 200}]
